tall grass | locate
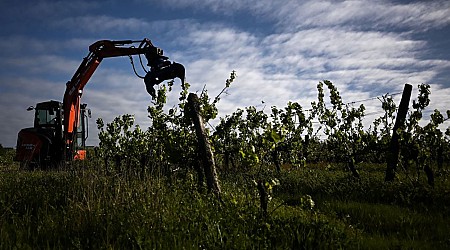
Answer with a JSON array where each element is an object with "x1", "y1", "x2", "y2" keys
[
  {"x1": 1, "y1": 161, "x2": 449, "y2": 249},
  {"x1": 0, "y1": 164, "x2": 358, "y2": 249},
  {"x1": 275, "y1": 163, "x2": 450, "y2": 249}
]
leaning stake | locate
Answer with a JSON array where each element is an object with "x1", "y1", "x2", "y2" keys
[
  {"x1": 385, "y1": 83, "x2": 412, "y2": 182},
  {"x1": 187, "y1": 93, "x2": 222, "y2": 196}
]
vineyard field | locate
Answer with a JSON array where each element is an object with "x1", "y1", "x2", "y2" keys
[
  {"x1": 2, "y1": 78, "x2": 450, "y2": 249},
  {"x1": 0, "y1": 159, "x2": 449, "y2": 249}
]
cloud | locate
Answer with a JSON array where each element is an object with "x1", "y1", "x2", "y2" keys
[
  {"x1": 273, "y1": 1, "x2": 450, "y2": 31},
  {"x1": 1, "y1": 0, "x2": 449, "y2": 147},
  {"x1": 2, "y1": 55, "x2": 80, "y2": 77},
  {"x1": 52, "y1": 15, "x2": 150, "y2": 34},
  {"x1": 141, "y1": 0, "x2": 263, "y2": 15},
  {"x1": 0, "y1": 36, "x2": 93, "y2": 57},
  {"x1": 176, "y1": 24, "x2": 438, "y2": 98},
  {"x1": 0, "y1": 76, "x2": 68, "y2": 147},
  {"x1": 142, "y1": 0, "x2": 450, "y2": 31}
]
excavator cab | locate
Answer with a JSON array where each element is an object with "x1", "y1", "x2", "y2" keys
[{"x1": 33, "y1": 101, "x2": 63, "y2": 129}]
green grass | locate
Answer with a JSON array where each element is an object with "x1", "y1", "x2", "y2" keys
[
  {"x1": 323, "y1": 200, "x2": 449, "y2": 249},
  {"x1": 0, "y1": 162, "x2": 449, "y2": 249},
  {"x1": 275, "y1": 163, "x2": 450, "y2": 249}
]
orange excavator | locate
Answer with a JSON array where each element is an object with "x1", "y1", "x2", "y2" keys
[{"x1": 14, "y1": 38, "x2": 185, "y2": 169}]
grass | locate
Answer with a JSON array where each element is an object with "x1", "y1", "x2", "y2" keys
[
  {"x1": 326, "y1": 201, "x2": 449, "y2": 249},
  {"x1": 0, "y1": 160, "x2": 449, "y2": 249},
  {"x1": 275, "y1": 162, "x2": 450, "y2": 249}
]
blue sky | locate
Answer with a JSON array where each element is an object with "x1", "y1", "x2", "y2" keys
[{"x1": 1, "y1": 0, "x2": 450, "y2": 147}]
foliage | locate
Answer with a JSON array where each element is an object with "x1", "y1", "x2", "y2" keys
[
  {"x1": 94, "y1": 76, "x2": 450, "y2": 182},
  {"x1": 396, "y1": 84, "x2": 450, "y2": 183},
  {"x1": 95, "y1": 72, "x2": 236, "y2": 176}
]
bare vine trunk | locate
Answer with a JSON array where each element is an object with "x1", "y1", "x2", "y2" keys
[
  {"x1": 257, "y1": 180, "x2": 268, "y2": 217},
  {"x1": 187, "y1": 93, "x2": 221, "y2": 196}
]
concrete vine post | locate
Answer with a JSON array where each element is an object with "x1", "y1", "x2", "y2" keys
[{"x1": 186, "y1": 93, "x2": 222, "y2": 197}]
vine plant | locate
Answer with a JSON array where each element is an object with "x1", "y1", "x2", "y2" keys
[
  {"x1": 398, "y1": 84, "x2": 450, "y2": 185},
  {"x1": 96, "y1": 72, "x2": 237, "y2": 176},
  {"x1": 95, "y1": 76, "x2": 449, "y2": 186}
]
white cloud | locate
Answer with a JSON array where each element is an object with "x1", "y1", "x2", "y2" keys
[
  {"x1": 143, "y1": 0, "x2": 450, "y2": 31},
  {"x1": 278, "y1": 1, "x2": 450, "y2": 31},
  {"x1": 178, "y1": 25, "x2": 437, "y2": 96}
]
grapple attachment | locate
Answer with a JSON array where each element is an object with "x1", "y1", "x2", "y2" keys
[{"x1": 144, "y1": 61, "x2": 185, "y2": 99}]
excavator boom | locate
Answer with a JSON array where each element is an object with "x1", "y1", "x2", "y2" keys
[
  {"x1": 15, "y1": 38, "x2": 185, "y2": 168},
  {"x1": 63, "y1": 38, "x2": 185, "y2": 160}
]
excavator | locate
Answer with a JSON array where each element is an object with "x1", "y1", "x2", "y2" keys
[{"x1": 14, "y1": 38, "x2": 185, "y2": 169}]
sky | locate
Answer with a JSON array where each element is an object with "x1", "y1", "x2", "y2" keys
[{"x1": 1, "y1": 0, "x2": 450, "y2": 147}]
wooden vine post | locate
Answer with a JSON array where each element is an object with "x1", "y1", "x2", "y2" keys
[
  {"x1": 385, "y1": 83, "x2": 412, "y2": 182},
  {"x1": 186, "y1": 93, "x2": 222, "y2": 196}
]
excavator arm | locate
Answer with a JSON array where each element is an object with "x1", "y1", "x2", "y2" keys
[{"x1": 63, "y1": 38, "x2": 185, "y2": 160}]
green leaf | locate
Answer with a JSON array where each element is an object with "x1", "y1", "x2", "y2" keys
[{"x1": 271, "y1": 130, "x2": 281, "y2": 143}]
